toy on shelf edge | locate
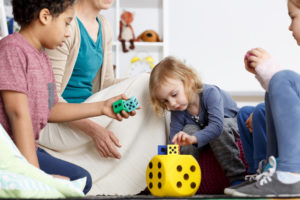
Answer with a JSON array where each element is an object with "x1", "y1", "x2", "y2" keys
[
  {"x1": 118, "y1": 10, "x2": 135, "y2": 53},
  {"x1": 107, "y1": 0, "x2": 168, "y2": 79},
  {"x1": 146, "y1": 144, "x2": 201, "y2": 197},
  {"x1": 137, "y1": 30, "x2": 161, "y2": 42}
]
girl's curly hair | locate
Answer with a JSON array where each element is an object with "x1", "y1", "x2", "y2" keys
[
  {"x1": 149, "y1": 56, "x2": 203, "y2": 116},
  {"x1": 12, "y1": 0, "x2": 76, "y2": 27}
]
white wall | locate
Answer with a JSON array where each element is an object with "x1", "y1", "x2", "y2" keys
[{"x1": 168, "y1": 0, "x2": 300, "y2": 93}]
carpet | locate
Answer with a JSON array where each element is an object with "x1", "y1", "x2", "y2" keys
[{"x1": 82, "y1": 195, "x2": 300, "y2": 200}]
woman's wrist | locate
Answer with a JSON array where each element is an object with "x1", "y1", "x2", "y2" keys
[{"x1": 68, "y1": 118, "x2": 97, "y2": 137}]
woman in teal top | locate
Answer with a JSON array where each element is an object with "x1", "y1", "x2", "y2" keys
[{"x1": 62, "y1": 17, "x2": 103, "y2": 103}]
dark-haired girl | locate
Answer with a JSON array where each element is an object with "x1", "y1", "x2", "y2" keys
[{"x1": 0, "y1": 0, "x2": 134, "y2": 194}]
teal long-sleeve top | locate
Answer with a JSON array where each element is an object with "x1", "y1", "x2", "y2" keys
[{"x1": 62, "y1": 17, "x2": 103, "y2": 103}]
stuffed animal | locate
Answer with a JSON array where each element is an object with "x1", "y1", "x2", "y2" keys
[
  {"x1": 137, "y1": 30, "x2": 161, "y2": 42},
  {"x1": 118, "y1": 10, "x2": 135, "y2": 53}
]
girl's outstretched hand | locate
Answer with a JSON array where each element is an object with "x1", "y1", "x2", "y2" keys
[
  {"x1": 171, "y1": 131, "x2": 197, "y2": 146},
  {"x1": 244, "y1": 48, "x2": 271, "y2": 74},
  {"x1": 101, "y1": 94, "x2": 140, "y2": 121}
]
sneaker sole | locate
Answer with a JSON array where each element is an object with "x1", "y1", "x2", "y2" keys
[
  {"x1": 224, "y1": 188, "x2": 235, "y2": 195},
  {"x1": 224, "y1": 181, "x2": 254, "y2": 195},
  {"x1": 232, "y1": 190, "x2": 300, "y2": 197}
]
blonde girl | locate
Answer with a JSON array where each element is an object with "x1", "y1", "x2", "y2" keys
[{"x1": 149, "y1": 56, "x2": 246, "y2": 185}]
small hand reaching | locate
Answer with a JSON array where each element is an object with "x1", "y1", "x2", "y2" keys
[{"x1": 171, "y1": 131, "x2": 197, "y2": 146}]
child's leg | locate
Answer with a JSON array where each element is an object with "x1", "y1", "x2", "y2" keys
[
  {"x1": 209, "y1": 117, "x2": 246, "y2": 183},
  {"x1": 237, "y1": 106, "x2": 256, "y2": 173},
  {"x1": 265, "y1": 93, "x2": 278, "y2": 159},
  {"x1": 251, "y1": 103, "x2": 267, "y2": 171},
  {"x1": 267, "y1": 70, "x2": 300, "y2": 172},
  {"x1": 36, "y1": 147, "x2": 92, "y2": 194},
  {"x1": 228, "y1": 70, "x2": 300, "y2": 196}
]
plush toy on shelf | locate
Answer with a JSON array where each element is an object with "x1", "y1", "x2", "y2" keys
[
  {"x1": 137, "y1": 30, "x2": 161, "y2": 42},
  {"x1": 118, "y1": 10, "x2": 135, "y2": 53}
]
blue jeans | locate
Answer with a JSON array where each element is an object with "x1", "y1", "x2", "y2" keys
[
  {"x1": 237, "y1": 103, "x2": 267, "y2": 174},
  {"x1": 36, "y1": 147, "x2": 92, "y2": 194},
  {"x1": 266, "y1": 70, "x2": 300, "y2": 173}
]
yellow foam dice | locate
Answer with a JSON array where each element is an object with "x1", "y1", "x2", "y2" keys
[{"x1": 146, "y1": 154, "x2": 201, "y2": 197}]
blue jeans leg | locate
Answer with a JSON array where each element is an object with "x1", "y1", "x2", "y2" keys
[
  {"x1": 252, "y1": 103, "x2": 267, "y2": 170},
  {"x1": 267, "y1": 70, "x2": 300, "y2": 173},
  {"x1": 237, "y1": 106, "x2": 256, "y2": 173},
  {"x1": 237, "y1": 104, "x2": 267, "y2": 174},
  {"x1": 37, "y1": 147, "x2": 92, "y2": 194}
]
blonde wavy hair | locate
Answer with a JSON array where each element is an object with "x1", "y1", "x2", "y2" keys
[{"x1": 149, "y1": 56, "x2": 203, "y2": 116}]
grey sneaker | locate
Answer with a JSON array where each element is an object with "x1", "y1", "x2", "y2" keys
[
  {"x1": 224, "y1": 179, "x2": 253, "y2": 195},
  {"x1": 231, "y1": 156, "x2": 300, "y2": 197},
  {"x1": 224, "y1": 159, "x2": 267, "y2": 195},
  {"x1": 232, "y1": 173, "x2": 300, "y2": 197}
]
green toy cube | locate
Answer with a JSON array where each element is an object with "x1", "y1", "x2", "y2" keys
[{"x1": 113, "y1": 99, "x2": 126, "y2": 114}]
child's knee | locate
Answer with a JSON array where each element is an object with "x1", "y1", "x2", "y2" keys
[
  {"x1": 83, "y1": 172, "x2": 92, "y2": 194},
  {"x1": 73, "y1": 167, "x2": 92, "y2": 194},
  {"x1": 253, "y1": 103, "x2": 265, "y2": 120},
  {"x1": 237, "y1": 106, "x2": 254, "y2": 122}
]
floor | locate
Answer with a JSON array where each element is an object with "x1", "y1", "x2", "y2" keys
[{"x1": 82, "y1": 195, "x2": 300, "y2": 200}]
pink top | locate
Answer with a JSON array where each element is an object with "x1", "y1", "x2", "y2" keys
[{"x1": 0, "y1": 33, "x2": 58, "y2": 145}]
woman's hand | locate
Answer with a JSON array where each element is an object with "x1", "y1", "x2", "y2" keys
[
  {"x1": 67, "y1": 119, "x2": 122, "y2": 159},
  {"x1": 244, "y1": 48, "x2": 271, "y2": 74},
  {"x1": 101, "y1": 94, "x2": 140, "y2": 121},
  {"x1": 245, "y1": 113, "x2": 253, "y2": 133},
  {"x1": 90, "y1": 123, "x2": 122, "y2": 159},
  {"x1": 171, "y1": 131, "x2": 198, "y2": 146}
]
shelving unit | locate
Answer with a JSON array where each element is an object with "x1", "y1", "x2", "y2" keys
[
  {"x1": 102, "y1": 0, "x2": 169, "y2": 78},
  {"x1": 0, "y1": 0, "x2": 8, "y2": 39}
]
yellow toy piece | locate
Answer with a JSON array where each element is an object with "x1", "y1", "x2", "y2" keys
[
  {"x1": 167, "y1": 144, "x2": 180, "y2": 155},
  {"x1": 146, "y1": 154, "x2": 201, "y2": 197},
  {"x1": 127, "y1": 56, "x2": 155, "y2": 77}
]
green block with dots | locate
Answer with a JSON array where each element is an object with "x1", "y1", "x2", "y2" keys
[
  {"x1": 113, "y1": 97, "x2": 139, "y2": 114},
  {"x1": 146, "y1": 154, "x2": 201, "y2": 197},
  {"x1": 112, "y1": 99, "x2": 127, "y2": 114}
]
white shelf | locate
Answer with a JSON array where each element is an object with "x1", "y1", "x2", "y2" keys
[
  {"x1": 102, "y1": 0, "x2": 169, "y2": 78},
  {"x1": 113, "y1": 41, "x2": 164, "y2": 47},
  {"x1": 0, "y1": 0, "x2": 8, "y2": 39}
]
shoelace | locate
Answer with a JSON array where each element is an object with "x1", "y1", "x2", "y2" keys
[
  {"x1": 256, "y1": 156, "x2": 277, "y2": 186},
  {"x1": 244, "y1": 159, "x2": 267, "y2": 182}
]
